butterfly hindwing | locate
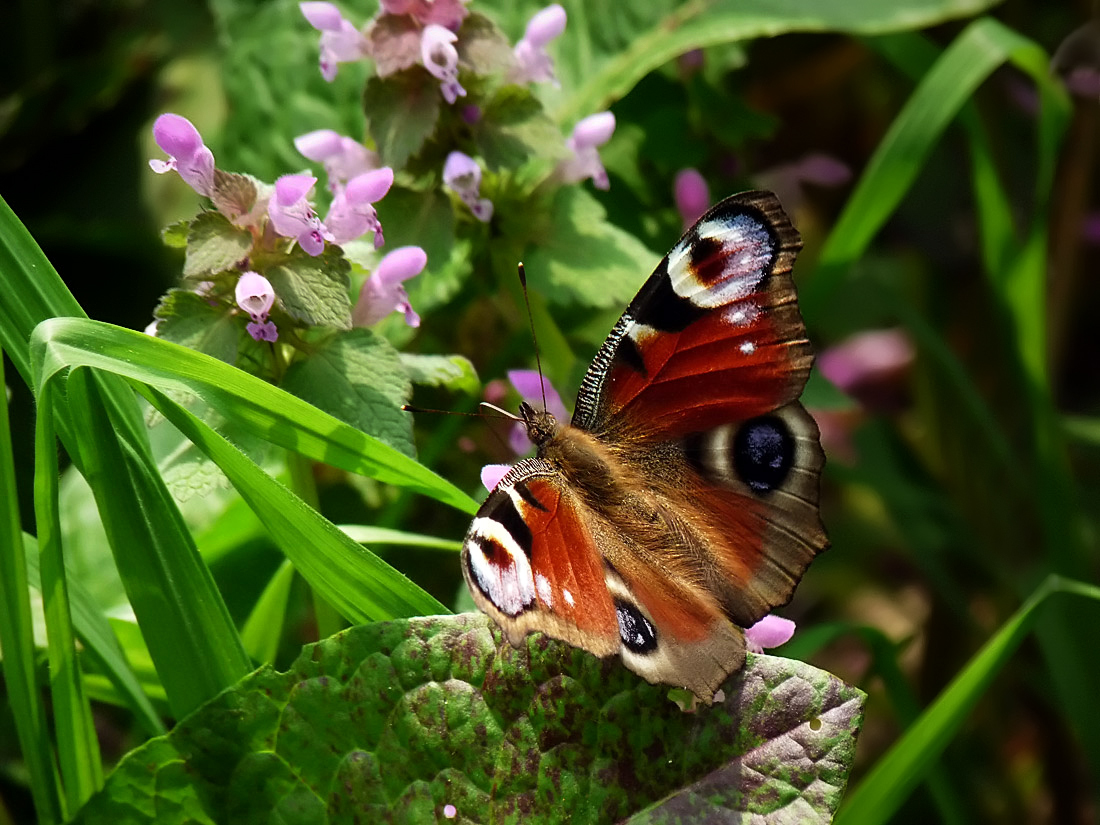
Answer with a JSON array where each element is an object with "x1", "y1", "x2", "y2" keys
[{"x1": 463, "y1": 459, "x2": 620, "y2": 655}]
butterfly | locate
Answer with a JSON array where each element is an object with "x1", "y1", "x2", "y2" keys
[{"x1": 462, "y1": 191, "x2": 827, "y2": 702}]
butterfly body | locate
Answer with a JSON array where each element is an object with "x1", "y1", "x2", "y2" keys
[{"x1": 463, "y1": 191, "x2": 827, "y2": 702}]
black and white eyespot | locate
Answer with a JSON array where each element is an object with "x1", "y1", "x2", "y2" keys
[
  {"x1": 665, "y1": 210, "x2": 776, "y2": 309},
  {"x1": 464, "y1": 517, "x2": 536, "y2": 618},
  {"x1": 604, "y1": 569, "x2": 659, "y2": 655},
  {"x1": 683, "y1": 405, "x2": 820, "y2": 497}
]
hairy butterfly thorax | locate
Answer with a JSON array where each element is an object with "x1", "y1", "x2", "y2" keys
[{"x1": 462, "y1": 191, "x2": 828, "y2": 702}]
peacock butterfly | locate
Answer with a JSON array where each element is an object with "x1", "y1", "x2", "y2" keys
[{"x1": 462, "y1": 191, "x2": 827, "y2": 702}]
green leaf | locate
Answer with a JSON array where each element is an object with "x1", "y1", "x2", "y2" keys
[
  {"x1": 282, "y1": 328, "x2": 414, "y2": 457},
  {"x1": 266, "y1": 245, "x2": 353, "y2": 330},
  {"x1": 364, "y1": 68, "x2": 442, "y2": 170},
  {"x1": 475, "y1": 85, "x2": 564, "y2": 171},
  {"x1": 153, "y1": 289, "x2": 240, "y2": 364},
  {"x1": 456, "y1": 11, "x2": 516, "y2": 76},
  {"x1": 34, "y1": 381, "x2": 103, "y2": 812},
  {"x1": 161, "y1": 220, "x2": 190, "y2": 249},
  {"x1": 338, "y1": 525, "x2": 462, "y2": 553},
  {"x1": 241, "y1": 559, "x2": 295, "y2": 664},
  {"x1": 375, "y1": 187, "x2": 456, "y2": 284},
  {"x1": 74, "y1": 615, "x2": 864, "y2": 824},
  {"x1": 182, "y1": 211, "x2": 253, "y2": 279},
  {"x1": 139, "y1": 386, "x2": 447, "y2": 624},
  {"x1": 399, "y1": 353, "x2": 479, "y2": 395},
  {"x1": 801, "y1": 16, "x2": 1070, "y2": 317},
  {"x1": 524, "y1": 187, "x2": 658, "y2": 308},
  {"x1": 22, "y1": 533, "x2": 165, "y2": 738}
]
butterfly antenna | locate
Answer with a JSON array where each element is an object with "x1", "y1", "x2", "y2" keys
[
  {"x1": 517, "y1": 263, "x2": 549, "y2": 411},
  {"x1": 402, "y1": 404, "x2": 499, "y2": 419},
  {"x1": 479, "y1": 402, "x2": 522, "y2": 422}
]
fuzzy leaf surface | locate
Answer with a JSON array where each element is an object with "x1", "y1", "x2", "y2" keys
[
  {"x1": 153, "y1": 289, "x2": 240, "y2": 364},
  {"x1": 183, "y1": 212, "x2": 253, "y2": 279},
  {"x1": 74, "y1": 614, "x2": 863, "y2": 824},
  {"x1": 525, "y1": 187, "x2": 659, "y2": 309},
  {"x1": 281, "y1": 328, "x2": 414, "y2": 457},
  {"x1": 364, "y1": 68, "x2": 442, "y2": 170},
  {"x1": 265, "y1": 246, "x2": 353, "y2": 330}
]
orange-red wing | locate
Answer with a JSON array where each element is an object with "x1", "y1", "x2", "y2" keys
[
  {"x1": 461, "y1": 461, "x2": 619, "y2": 655},
  {"x1": 571, "y1": 191, "x2": 811, "y2": 442}
]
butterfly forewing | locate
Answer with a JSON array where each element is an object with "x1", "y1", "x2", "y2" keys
[{"x1": 573, "y1": 190, "x2": 810, "y2": 439}]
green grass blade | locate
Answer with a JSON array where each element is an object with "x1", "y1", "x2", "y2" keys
[
  {"x1": 22, "y1": 533, "x2": 165, "y2": 737},
  {"x1": 866, "y1": 30, "x2": 1019, "y2": 278},
  {"x1": 802, "y1": 17, "x2": 1068, "y2": 318},
  {"x1": 34, "y1": 382, "x2": 103, "y2": 809},
  {"x1": 835, "y1": 576, "x2": 1100, "y2": 825},
  {"x1": 555, "y1": 0, "x2": 1001, "y2": 125},
  {"x1": 63, "y1": 369, "x2": 251, "y2": 718},
  {"x1": 0, "y1": 350, "x2": 64, "y2": 824},
  {"x1": 0, "y1": 196, "x2": 150, "y2": 471},
  {"x1": 339, "y1": 525, "x2": 463, "y2": 552},
  {"x1": 139, "y1": 384, "x2": 449, "y2": 621},
  {"x1": 30, "y1": 317, "x2": 477, "y2": 516},
  {"x1": 240, "y1": 559, "x2": 296, "y2": 664}
]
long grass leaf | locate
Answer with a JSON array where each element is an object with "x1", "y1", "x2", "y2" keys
[
  {"x1": 835, "y1": 576, "x2": 1100, "y2": 825},
  {"x1": 34, "y1": 381, "x2": 103, "y2": 809},
  {"x1": 0, "y1": 350, "x2": 64, "y2": 824},
  {"x1": 63, "y1": 369, "x2": 251, "y2": 718},
  {"x1": 139, "y1": 384, "x2": 449, "y2": 621},
  {"x1": 240, "y1": 559, "x2": 296, "y2": 664},
  {"x1": 802, "y1": 17, "x2": 1067, "y2": 317},
  {"x1": 22, "y1": 534, "x2": 165, "y2": 737},
  {"x1": 30, "y1": 317, "x2": 477, "y2": 516}
]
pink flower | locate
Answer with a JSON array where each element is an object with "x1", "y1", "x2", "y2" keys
[
  {"x1": 674, "y1": 169, "x2": 710, "y2": 228},
  {"x1": 558, "y1": 112, "x2": 615, "y2": 190},
  {"x1": 353, "y1": 245, "x2": 426, "y2": 327},
  {"x1": 1052, "y1": 20, "x2": 1100, "y2": 99},
  {"x1": 380, "y1": 0, "x2": 468, "y2": 29},
  {"x1": 512, "y1": 4, "x2": 566, "y2": 86},
  {"x1": 480, "y1": 464, "x2": 511, "y2": 492},
  {"x1": 817, "y1": 328, "x2": 914, "y2": 413},
  {"x1": 294, "y1": 130, "x2": 379, "y2": 189},
  {"x1": 506, "y1": 370, "x2": 568, "y2": 454},
  {"x1": 148, "y1": 113, "x2": 215, "y2": 197},
  {"x1": 744, "y1": 615, "x2": 796, "y2": 654},
  {"x1": 247, "y1": 320, "x2": 279, "y2": 342},
  {"x1": 754, "y1": 153, "x2": 851, "y2": 212},
  {"x1": 236, "y1": 271, "x2": 278, "y2": 342},
  {"x1": 325, "y1": 167, "x2": 394, "y2": 247},
  {"x1": 267, "y1": 174, "x2": 333, "y2": 256},
  {"x1": 421, "y1": 24, "x2": 466, "y2": 104},
  {"x1": 443, "y1": 152, "x2": 492, "y2": 222},
  {"x1": 300, "y1": 2, "x2": 367, "y2": 82},
  {"x1": 235, "y1": 271, "x2": 275, "y2": 320}
]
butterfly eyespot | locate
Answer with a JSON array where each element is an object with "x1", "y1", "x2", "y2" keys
[
  {"x1": 734, "y1": 415, "x2": 794, "y2": 494},
  {"x1": 614, "y1": 599, "x2": 658, "y2": 654}
]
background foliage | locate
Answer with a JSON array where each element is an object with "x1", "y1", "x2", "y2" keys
[{"x1": 2, "y1": 0, "x2": 1099, "y2": 822}]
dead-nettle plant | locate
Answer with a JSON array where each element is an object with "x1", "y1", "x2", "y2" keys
[
  {"x1": 67, "y1": 2, "x2": 866, "y2": 821},
  {"x1": 147, "y1": 1, "x2": 616, "y2": 452}
]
